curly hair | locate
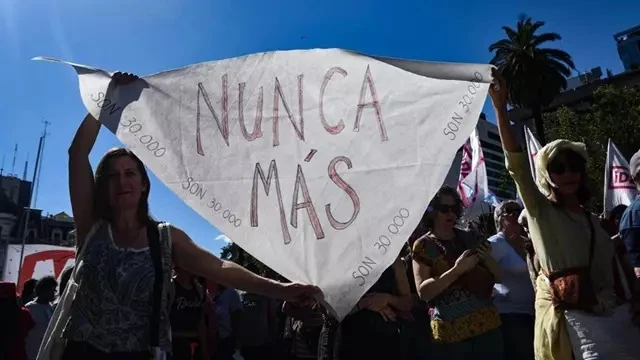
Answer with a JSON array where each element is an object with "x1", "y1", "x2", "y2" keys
[{"x1": 407, "y1": 186, "x2": 464, "y2": 246}]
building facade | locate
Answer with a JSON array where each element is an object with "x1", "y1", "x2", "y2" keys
[
  {"x1": 0, "y1": 174, "x2": 76, "y2": 278},
  {"x1": 442, "y1": 113, "x2": 517, "y2": 202},
  {"x1": 507, "y1": 68, "x2": 640, "y2": 125},
  {"x1": 616, "y1": 25, "x2": 640, "y2": 71}
]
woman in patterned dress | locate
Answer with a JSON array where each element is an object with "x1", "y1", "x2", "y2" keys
[
  {"x1": 60, "y1": 72, "x2": 319, "y2": 359},
  {"x1": 412, "y1": 186, "x2": 504, "y2": 360}
]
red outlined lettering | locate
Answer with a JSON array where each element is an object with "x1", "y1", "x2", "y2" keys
[
  {"x1": 196, "y1": 75, "x2": 230, "y2": 155},
  {"x1": 238, "y1": 82, "x2": 264, "y2": 141},
  {"x1": 250, "y1": 160, "x2": 292, "y2": 244},
  {"x1": 325, "y1": 156, "x2": 360, "y2": 230},
  {"x1": 354, "y1": 65, "x2": 387, "y2": 142},
  {"x1": 273, "y1": 75, "x2": 304, "y2": 147},
  {"x1": 290, "y1": 165, "x2": 325, "y2": 240},
  {"x1": 319, "y1": 67, "x2": 347, "y2": 135}
]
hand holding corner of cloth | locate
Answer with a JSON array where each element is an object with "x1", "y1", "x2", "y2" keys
[
  {"x1": 488, "y1": 67, "x2": 508, "y2": 109},
  {"x1": 277, "y1": 282, "x2": 322, "y2": 305},
  {"x1": 111, "y1": 71, "x2": 140, "y2": 86}
]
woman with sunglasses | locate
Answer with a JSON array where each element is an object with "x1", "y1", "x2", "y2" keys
[
  {"x1": 489, "y1": 200, "x2": 535, "y2": 360},
  {"x1": 412, "y1": 186, "x2": 503, "y2": 360},
  {"x1": 489, "y1": 70, "x2": 639, "y2": 359}
]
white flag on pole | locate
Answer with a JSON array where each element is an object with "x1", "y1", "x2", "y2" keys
[
  {"x1": 37, "y1": 49, "x2": 491, "y2": 319},
  {"x1": 604, "y1": 139, "x2": 638, "y2": 212},
  {"x1": 524, "y1": 126, "x2": 542, "y2": 181}
]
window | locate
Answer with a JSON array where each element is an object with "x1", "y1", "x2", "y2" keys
[
  {"x1": 486, "y1": 168, "x2": 503, "y2": 180},
  {"x1": 484, "y1": 152, "x2": 504, "y2": 163},
  {"x1": 52, "y1": 229, "x2": 62, "y2": 244},
  {"x1": 480, "y1": 140, "x2": 504, "y2": 154},
  {"x1": 27, "y1": 229, "x2": 36, "y2": 243},
  {"x1": 487, "y1": 131, "x2": 501, "y2": 142}
]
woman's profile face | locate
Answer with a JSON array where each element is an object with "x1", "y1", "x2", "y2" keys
[
  {"x1": 547, "y1": 150, "x2": 584, "y2": 196},
  {"x1": 107, "y1": 155, "x2": 147, "y2": 212},
  {"x1": 434, "y1": 195, "x2": 458, "y2": 229}
]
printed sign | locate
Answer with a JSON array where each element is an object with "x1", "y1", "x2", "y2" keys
[
  {"x1": 2, "y1": 245, "x2": 76, "y2": 291},
  {"x1": 39, "y1": 49, "x2": 491, "y2": 319},
  {"x1": 604, "y1": 139, "x2": 638, "y2": 211}
]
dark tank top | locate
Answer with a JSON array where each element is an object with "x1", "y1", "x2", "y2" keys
[{"x1": 170, "y1": 281, "x2": 204, "y2": 336}]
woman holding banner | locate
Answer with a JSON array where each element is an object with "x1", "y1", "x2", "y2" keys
[
  {"x1": 490, "y1": 69, "x2": 640, "y2": 359},
  {"x1": 48, "y1": 72, "x2": 320, "y2": 360},
  {"x1": 412, "y1": 186, "x2": 504, "y2": 360}
]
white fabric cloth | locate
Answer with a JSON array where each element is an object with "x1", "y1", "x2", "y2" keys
[{"x1": 565, "y1": 304, "x2": 640, "y2": 360}]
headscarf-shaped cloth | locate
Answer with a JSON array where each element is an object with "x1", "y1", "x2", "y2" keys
[{"x1": 534, "y1": 139, "x2": 589, "y2": 198}]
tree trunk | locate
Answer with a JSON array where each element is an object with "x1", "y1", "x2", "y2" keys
[{"x1": 531, "y1": 105, "x2": 547, "y2": 145}]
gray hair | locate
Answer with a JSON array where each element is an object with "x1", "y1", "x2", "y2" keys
[{"x1": 493, "y1": 200, "x2": 522, "y2": 232}]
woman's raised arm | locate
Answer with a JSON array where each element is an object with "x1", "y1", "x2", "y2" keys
[{"x1": 68, "y1": 114, "x2": 100, "y2": 247}]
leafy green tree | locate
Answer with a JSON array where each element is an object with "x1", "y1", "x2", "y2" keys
[
  {"x1": 489, "y1": 15, "x2": 575, "y2": 144},
  {"x1": 544, "y1": 85, "x2": 640, "y2": 210}
]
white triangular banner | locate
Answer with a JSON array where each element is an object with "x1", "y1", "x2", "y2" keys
[{"x1": 38, "y1": 49, "x2": 491, "y2": 319}]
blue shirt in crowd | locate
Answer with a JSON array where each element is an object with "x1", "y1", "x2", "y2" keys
[
  {"x1": 620, "y1": 195, "x2": 640, "y2": 268},
  {"x1": 488, "y1": 232, "x2": 535, "y2": 315}
]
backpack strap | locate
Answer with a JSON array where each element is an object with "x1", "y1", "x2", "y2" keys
[{"x1": 146, "y1": 221, "x2": 164, "y2": 350}]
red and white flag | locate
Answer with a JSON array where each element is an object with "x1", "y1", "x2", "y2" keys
[
  {"x1": 458, "y1": 129, "x2": 489, "y2": 216},
  {"x1": 604, "y1": 139, "x2": 638, "y2": 212}
]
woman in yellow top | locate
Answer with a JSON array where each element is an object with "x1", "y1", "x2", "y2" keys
[{"x1": 489, "y1": 70, "x2": 638, "y2": 359}]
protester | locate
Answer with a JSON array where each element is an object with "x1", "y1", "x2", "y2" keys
[
  {"x1": 20, "y1": 278, "x2": 37, "y2": 306},
  {"x1": 620, "y1": 150, "x2": 640, "y2": 279},
  {"x1": 337, "y1": 254, "x2": 414, "y2": 360},
  {"x1": 170, "y1": 267, "x2": 207, "y2": 360},
  {"x1": 0, "y1": 281, "x2": 34, "y2": 360},
  {"x1": 283, "y1": 301, "x2": 325, "y2": 360},
  {"x1": 25, "y1": 276, "x2": 57, "y2": 360},
  {"x1": 209, "y1": 283, "x2": 243, "y2": 360},
  {"x1": 400, "y1": 245, "x2": 433, "y2": 360},
  {"x1": 237, "y1": 264, "x2": 277, "y2": 360},
  {"x1": 58, "y1": 71, "x2": 319, "y2": 359},
  {"x1": 412, "y1": 186, "x2": 503, "y2": 360},
  {"x1": 489, "y1": 200, "x2": 535, "y2": 360},
  {"x1": 491, "y1": 69, "x2": 639, "y2": 359}
]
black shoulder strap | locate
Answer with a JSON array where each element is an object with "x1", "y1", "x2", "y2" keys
[{"x1": 147, "y1": 221, "x2": 163, "y2": 349}]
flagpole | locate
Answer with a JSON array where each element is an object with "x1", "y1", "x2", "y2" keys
[{"x1": 16, "y1": 131, "x2": 45, "y2": 289}]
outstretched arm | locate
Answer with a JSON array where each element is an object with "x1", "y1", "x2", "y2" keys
[{"x1": 171, "y1": 226, "x2": 319, "y2": 302}]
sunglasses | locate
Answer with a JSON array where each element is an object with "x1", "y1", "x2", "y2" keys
[
  {"x1": 547, "y1": 160, "x2": 585, "y2": 175},
  {"x1": 434, "y1": 204, "x2": 459, "y2": 215}
]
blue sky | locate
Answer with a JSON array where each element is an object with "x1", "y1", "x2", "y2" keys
[{"x1": 1, "y1": 0, "x2": 638, "y2": 254}]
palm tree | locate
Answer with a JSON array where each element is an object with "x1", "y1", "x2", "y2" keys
[{"x1": 489, "y1": 15, "x2": 575, "y2": 144}]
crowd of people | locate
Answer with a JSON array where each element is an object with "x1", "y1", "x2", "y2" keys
[{"x1": 1, "y1": 71, "x2": 640, "y2": 360}]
